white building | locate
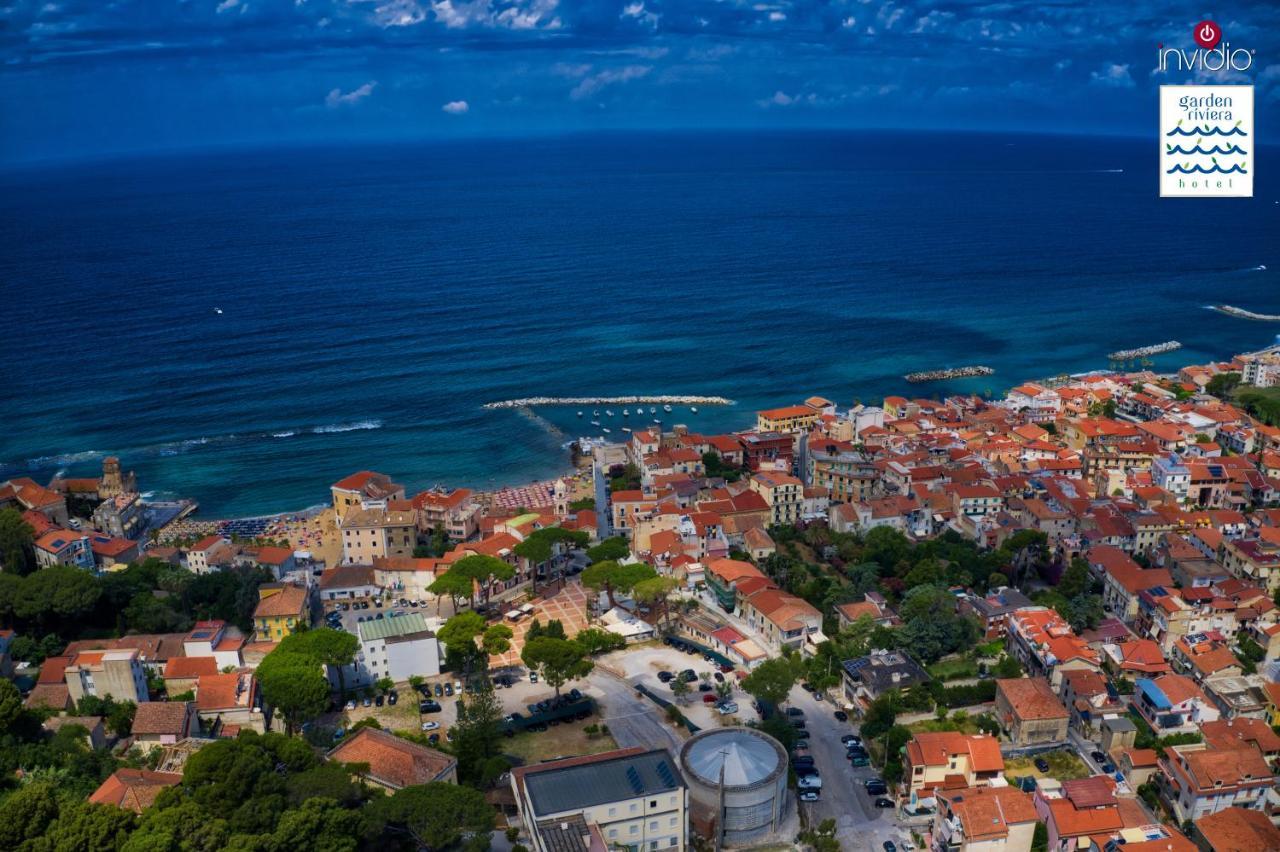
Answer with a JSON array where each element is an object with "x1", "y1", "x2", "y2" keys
[{"x1": 337, "y1": 613, "x2": 441, "y2": 688}]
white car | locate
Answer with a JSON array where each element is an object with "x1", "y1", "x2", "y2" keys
[
  {"x1": 715, "y1": 702, "x2": 738, "y2": 715},
  {"x1": 798, "y1": 790, "x2": 820, "y2": 802},
  {"x1": 797, "y1": 773, "x2": 822, "y2": 790},
  {"x1": 421, "y1": 721, "x2": 440, "y2": 731},
  {"x1": 344, "y1": 700, "x2": 356, "y2": 711}
]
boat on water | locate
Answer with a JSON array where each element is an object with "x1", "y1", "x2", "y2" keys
[
  {"x1": 602, "y1": 428, "x2": 611, "y2": 434},
  {"x1": 663, "y1": 404, "x2": 672, "y2": 412},
  {"x1": 605, "y1": 409, "x2": 614, "y2": 416},
  {"x1": 653, "y1": 418, "x2": 662, "y2": 424},
  {"x1": 622, "y1": 427, "x2": 632, "y2": 433},
  {"x1": 577, "y1": 411, "x2": 583, "y2": 417},
  {"x1": 649, "y1": 406, "x2": 656, "y2": 414},
  {"x1": 590, "y1": 420, "x2": 601, "y2": 426},
  {"x1": 593, "y1": 409, "x2": 600, "y2": 416},
  {"x1": 690, "y1": 406, "x2": 698, "y2": 413},
  {"x1": 623, "y1": 409, "x2": 629, "y2": 416}
]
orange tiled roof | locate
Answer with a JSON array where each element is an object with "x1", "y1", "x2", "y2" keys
[
  {"x1": 327, "y1": 727, "x2": 455, "y2": 789},
  {"x1": 1194, "y1": 807, "x2": 1280, "y2": 852},
  {"x1": 89, "y1": 769, "x2": 183, "y2": 813},
  {"x1": 163, "y1": 656, "x2": 219, "y2": 679},
  {"x1": 996, "y1": 677, "x2": 1068, "y2": 720},
  {"x1": 905, "y1": 732, "x2": 1003, "y2": 773}
]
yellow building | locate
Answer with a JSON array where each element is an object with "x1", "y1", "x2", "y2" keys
[
  {"x1": 904, "y1": 732, "x2": 1004, "y2": 803},
  {"x1": 748, "y1": 470, "x2": 802, "y2": 525},
  {"x1": 340, "y1": 502, "x2": 417, "y2": 565},
  {"x1": 329, "y1": 470, "x2": 405, "y2": 516},
  {"x1": 755, "y1": 404, "x2": 819, "y2": 434},
  {"x1": 253, "y1": 583, "x2": 310, "y2": 642}
]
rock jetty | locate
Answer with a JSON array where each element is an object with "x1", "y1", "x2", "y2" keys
[
  {"x1": 484, "y1": 394, "x2": 734, "y2": 410},
  {"x1": 904, "y1": 366, "x2": 994, "y2": 383},
  {"x1": 1212, "y1": 305, "x2": 1280, "y2": 321},
  {"x1": 1106, "y1": 341, "x2": 1182, "y2": 361}
]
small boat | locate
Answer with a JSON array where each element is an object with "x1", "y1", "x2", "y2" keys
[
  {"x1": 214, "y1": 308, "x2": 223, "y2": 315},
  {"x1": 622, "y1": 427, "x2": 632, "y2": 433},
  {"x1": 663, "y1": 404, "x2": 672, "y2": 412},
  {"x1": 623, "y1": 409, "x2": 629, "y2": 416},
  {"x1": 653, "y1": 418, "x2": 662, "y2": 424},
  {"x1": 602, "y1": 428, "x2": 611, "y2": 434},
  {"x1": 605, "y1": 409, "x2": 614, "y2": 417},
  {"x1": 649, "y1": 406, "x2": 656, "y2": 414},
  {"x1": 590, "y1": 420, "x2": 601, "y2": 427},
  {"x1": 577, "y1": 411, "x2": 583, "y2": 417},
  {"x1": 593, "y1": 410, "x2": 600, "y2": 417},
  {"x1": 690, "y1": 406, "x2": 698, "y2": 413}
]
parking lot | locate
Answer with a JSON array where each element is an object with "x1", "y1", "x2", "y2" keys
[
  {"x1": 595, "y1": 642, "x2": 757, "y2": 728},
  {"x1": 322, "y1": 595, "x2": 441, "y2": 635},
  {"x1": 786, "y1": 685, "x2": 918, "y2": 851}
]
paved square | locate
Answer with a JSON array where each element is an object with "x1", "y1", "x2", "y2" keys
[{"x1": 489, "y1": 579, "x2": 592, "y2": 669}]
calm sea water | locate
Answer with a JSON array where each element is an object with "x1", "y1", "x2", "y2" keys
[{"x1": 1, "y1": 131, "x2": 1278, "y2": 516}]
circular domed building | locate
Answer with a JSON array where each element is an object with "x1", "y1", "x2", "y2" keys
[{"x1": 678, "y1": 727, "x2": 789, "y2": 845}]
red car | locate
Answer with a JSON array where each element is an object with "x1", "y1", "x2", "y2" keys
[{"x1": 702, "y1": 693, "x2": 718, "y2": 703}]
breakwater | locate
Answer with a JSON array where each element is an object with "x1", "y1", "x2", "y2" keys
[
  {"x1": 1212, "y1": 305, "x2": 1280, "y2": 322},
  {"x1": 904, "y1": 366, "x2": 994, "y2": 383},
  {"x1": 483, "y1": 395, "x2": 734, "y2": 410},
  {"x1": 1107, "y1": 341, "x2": 1182, "y2": 360}
]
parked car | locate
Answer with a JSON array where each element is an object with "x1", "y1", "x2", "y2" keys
[
  {"x1": 362, "y1": 697, "x2": 372, "y2": 707},
  {"x1": 865, "y1": 779, "x2": 887, "y2": 795},
  {"x1": 344, "y1": 700, "x2": 356, "y2": 711},
  {"x1": 849, "y1": 756, "x2": 870, "y2": 767},
  {"x1": 1034, "y1": 757, "x2": 1051, "y2": 773},
  {"x1": 798, "y1": 790, "x2": 820, "y2": 803},
  {"x1": 800, "y1": 682, "x2": 815, "y2": 692},
  {"x1": 679, "y1": 670, "x2": 697, "y2": 682},
  {"x1": 434, "y1": 684, "x2": 444, "y2": 697},
  {"x1": 419, "y1": 701, "x2": 442, "y2": 714},
  {"x1": 697, "y1": 683, "x2": 713, "y2": 692},
  {"x1": 427, "y1": 733, "x2": 440, "y2": 745},
  {"x1": 883, "y1": 843, "x2": 897, "y2": 852},
  {"x1": 874, "y1": 798, "x2": 895, "y2": 809},
  {"x1": 657, "y1": 671, "x2": 674, "y2": 682},
  {"x1": 388, "y1": 691, "x2": 398, "y2": 706},
  {"x1": 421, "y1": 721, "x2": 440, "y2": 731},
  {"x1": 786, "y1": 707, "x2": 804, "y2": 717},
  {"x1": 374, "y1": 695, "x2": 384, "y2": 707},
  {"x1": 790, "y1": 719, "x2": 806, "y2": 730},
  {"x1": 1090, "y1": 750, "x2": 1107, "y2": 764},
  {"x1": 792, "y1": 756, "x2": 815, "y2": 768},
  {"x1": 841, "y1": 734, "x2": 862, "y2": 746},
  {"x1": 833, "y1": 710, "x2": 848, "y2": 722},
  {"x1": 529, "y1": 672, "x2": 538, "y2": 683},
  {"x1": 716, "y1": 702, "x2": 738, "y2": 715},
  {"x1": 444, "y1": 683, "x2": 454, "y2": 697},
  {"x1": 794, "y1": 739, "x2": 810, "y2": 750},
  {"x1": 713, "y1": 672, "x2": 724, "y2": 682},
  {"x1": 1101, "y1": 761, "x2": 1116, "y2": 774}
]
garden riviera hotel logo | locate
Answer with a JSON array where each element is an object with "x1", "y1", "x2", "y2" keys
[{"x1": 1158, "y1": 21, "x2": 1255, "y2": 198}]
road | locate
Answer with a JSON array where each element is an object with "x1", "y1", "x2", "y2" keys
[
  {"x1": 786, "y1": 685, "x2": 917, "y2": 851},
  {"x1": 588, "y1": 670, "x2": 684, "y2": 755}
]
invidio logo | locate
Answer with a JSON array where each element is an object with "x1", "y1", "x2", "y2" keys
[{"x1": 1157, "y1": 20, "x2": 1254, "y2": 73}]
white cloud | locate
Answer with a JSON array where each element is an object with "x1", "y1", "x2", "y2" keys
[
  {"x1": 569, "y1": 65, "x2": 651, "y2": 100},
  {"x1": 621, "y1": 2, "x2": 659, "y2": 29},
  {"x1": 325, "y1": 81, "x2": 377, "y2": 108},
  {"x1": 215, "y1": 0, "x2": 239, "y2": 12},
  {"x1": 911, "y1": 10, "x2": 953, "y2": 34},
  {"x1": 374, "y1": 0, "x2": 427, "y2": 27},
  {"x1": 441, "y1": 99, "x2": 469, "y2": 114},
  {"x1": 757, "y1": 90, "x2": 816, "y2": 108},
  {"x1": 1089, "y1": 63, "x2": 1133, "y2": 88},
  {"x1": 427, "y1": 0, "x2": 560, "y2": 30},
  {"x1": 841, "y1": 16, "x2": 856, "y2": 28}
]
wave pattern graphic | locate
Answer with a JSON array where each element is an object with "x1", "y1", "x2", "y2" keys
[
  {"x1": 1165, "y1": 144, "x2": 1247, "y2": 156},
  {"x1": 1165, "y1": 125, "x2": 1248, "y2": 137},
  {"x1": 1165, "y1": 163, "x2": 1248, "y2": 174}
]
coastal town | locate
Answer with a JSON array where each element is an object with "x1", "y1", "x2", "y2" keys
[{"x1": 5, "y1": 344, "x2": 1280, "y2": 852}]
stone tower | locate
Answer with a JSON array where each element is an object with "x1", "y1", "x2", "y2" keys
[
  {"x1": 100, "y1": 456, "x2": 136, "y2": 498},
  {"x1": 554, "y1": 479, "x2": 569, "y2": 517}
]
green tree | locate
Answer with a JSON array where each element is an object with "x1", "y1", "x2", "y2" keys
[
  {"x1": 1058, "y1": 558, "x2": 1092, "y2": 599},
  {"x1": 267, "y1": 796, "x2": 365, "y2": 852},
  {"x1": 42, "y1": 800, "x2": 138, "y2": 851},
  {"x1": 580, "y1": 560, "x2": 656, "y2": 608},
  {"x1": 513, "y1": 527, "x2": 588, "y2": 595},
  {"x1": 0, "y1": 678, "x2": 25, "y2": 730},
  {"x1": 520, "y1": 636, "x2": 593, "y2": 697},
  {"x1": 14, "y1": 564, "x2": 102, "y2": 633},
  {"x1": 0, "y1": 781, "x2": 60, "y2": 849},
  {"x1": 369, "y1": 783, "x2": 493, "y2": 850},
  {"x1": 632, "y1": 575, "x2": 679, "y2": 627},
  {"x1": 123, "y1": 801, "x2": 231, "y2": 852},
  {"x1": 573, "y1": 627, "x2": 626, "y2": 656},
  {"x1": 526, "y1": 619, "x2": 566, "y2": 641},
  {"x1": 670, "y1": 677, "x2": 691, "y2": 704},
  {"x1": 256, "y1": 652, "x2": 331, "y2": 735},
  {"x1": 430, "y1": 555, "x2": 514, "y2": 609},
  {"x1": 283, "y1": 628, "x2": 360, "y2": 699},
  {"x1": 452, "y1": 685, "x2": 507, "y2": 787},
  {"x1": 0, "y1": 507, "x2": 36, "y2": 575},
  {"x1": 1206, "y1": 372, "x2": 1241, "y2": 399},
  {"x1": 741, "y1": 656, "x2": 799, "y2": 708},
  {"x1": 585, "y1": 537, "x2": 629, "y2": 563}
]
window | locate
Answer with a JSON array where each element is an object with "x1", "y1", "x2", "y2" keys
[
  {"x1": 630, "y1": 826, "x2": 638, "y2": 835},
  {"x1": 650, "y1": 800, "x2": 657, "y2": 808},
  {"x1": 669, "y1": 839, "x2": 677, "y2": 848},
  {"x1": 608, "y1": 808, "x2": 616, "y2": 817},
  {"x1": 609, "y1": 830, "x2": 618, "y2": 839},
  {"x1": 630, "y1": 803, "x2": 637, "y2": 813},
  {"x1": 650, "y1": 822, "x2": 658, "y2": 831}
]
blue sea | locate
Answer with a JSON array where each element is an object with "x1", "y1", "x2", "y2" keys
[{"x1": 2, "y1": 131, "x2": 1278, "y2": 517}]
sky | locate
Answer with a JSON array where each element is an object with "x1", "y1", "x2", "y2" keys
[{"x1": 1, "y1": 1, "x2": 1278, "y2": 163}]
